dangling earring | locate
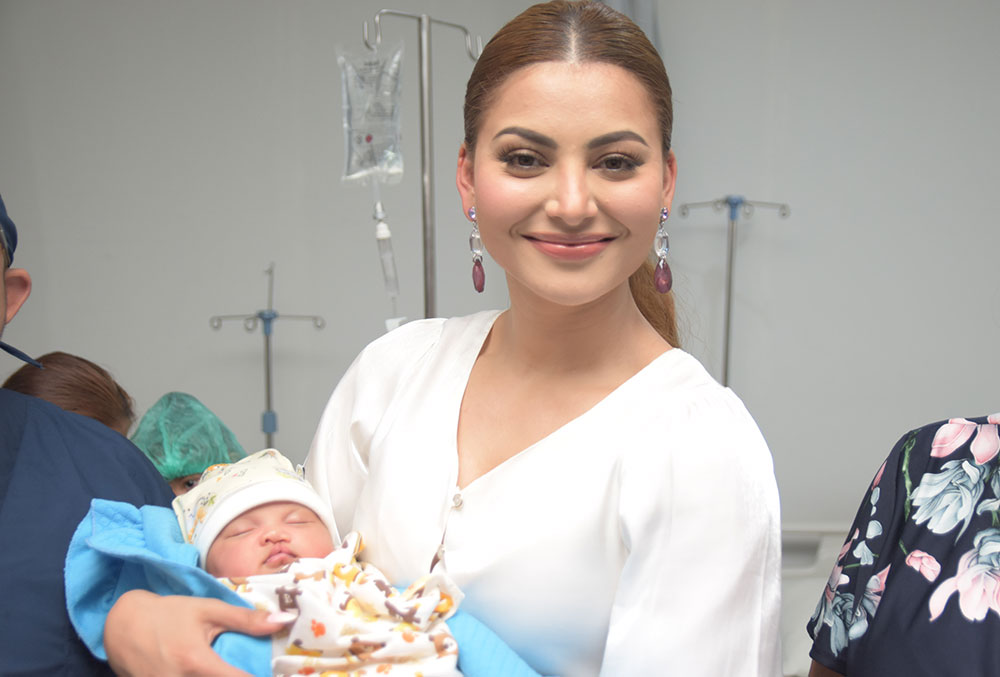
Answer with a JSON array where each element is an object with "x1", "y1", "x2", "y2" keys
[
  {"x1": 654, "y1": 207, "x2": 672, "y2": 293},
  {"x1": 468, "y1": 206, "x2": 485, "y2": 293}
]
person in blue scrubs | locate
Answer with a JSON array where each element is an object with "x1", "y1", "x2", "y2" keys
[{"x1": 0, "y1": 193, "x2": 175, "y2": 675}]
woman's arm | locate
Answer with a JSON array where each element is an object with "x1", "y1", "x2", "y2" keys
[
  {"x1": 809, "y1": 659, "x2": 845, "y2": 677},
  {"x1": 104, "y1": 591, "x2": 286, "y2": 677},
  {"x1": 601, "y1": 393, "x2": 782, "y2": 675}
]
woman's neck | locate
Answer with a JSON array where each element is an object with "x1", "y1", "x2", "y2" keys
[{"x1": 487, "y1": 281, "x2": 669, "y2": 376}]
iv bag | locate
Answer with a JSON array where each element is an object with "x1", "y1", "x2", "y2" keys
[{"x1": 339, "y1": 43, "x2": 404, "y2": 184}]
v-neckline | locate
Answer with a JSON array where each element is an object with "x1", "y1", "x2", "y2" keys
[{"x1": 449, "y1": 310, "x2": 675, "y2": 491}]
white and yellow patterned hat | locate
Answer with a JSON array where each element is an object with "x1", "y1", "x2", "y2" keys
[{"x1": 172, "y1": 448, "x2": 339, "y2": 565}]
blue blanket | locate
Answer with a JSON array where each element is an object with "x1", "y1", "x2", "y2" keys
[{"x1": 66, "y1": 499, "x2": 543, "y2": 677}]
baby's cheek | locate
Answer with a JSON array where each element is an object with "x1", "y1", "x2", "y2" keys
[
  {"x1": 204, "y1": 551, "x2": 223, "y2": 576},
  {"x1": 205, "y1": 541, "x2": 241, "y2": 577},
  {"x1": 305, "y1": 531, "x2": 336, "y2": 558}
]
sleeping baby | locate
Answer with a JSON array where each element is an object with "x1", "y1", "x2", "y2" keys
[
  {"x1": 173, "y1": 449, "x2": 461, "y2": 675},
  {"x1": 66, "y1": 449, "x2": 542, "y2": 677}
]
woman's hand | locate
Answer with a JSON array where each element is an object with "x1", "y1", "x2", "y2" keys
[{"x1": 105, "y1": 590, "x2": 289, "y2": 676}]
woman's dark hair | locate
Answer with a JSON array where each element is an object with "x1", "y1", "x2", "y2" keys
[
  {"x1": 463, "y1": 0, "x2": 678, "y2": 345},
  {"x1": 2, "y1": 351, "x2": 135, "y2": 433}
]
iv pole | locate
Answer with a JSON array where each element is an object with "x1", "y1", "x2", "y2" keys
[
  {"x1": 210, "y1": 263, "x2": 325, "y2": 448},
  {"x1": 679, "y1": 196, "x2": 790, "y2": 387},
  {"x1": 363, "y1": 10, "x2": 482, "y2": 318}
]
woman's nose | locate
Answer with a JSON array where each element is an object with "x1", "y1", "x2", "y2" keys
[{"x1": 545, "y1": 166, "x2": 597, "y2": 226}]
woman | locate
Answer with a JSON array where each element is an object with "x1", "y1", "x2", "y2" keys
[
  {"x1": 807, "y1": 413, "x2": 1000, "y2": 676},
  {"x1": 2, "y1": 350, "x2": 135, "y2": 436},
  {"x1": 105, "y1": 3, "x2": 781, "y2": 675}
]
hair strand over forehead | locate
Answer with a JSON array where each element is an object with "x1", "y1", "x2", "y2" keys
[{"x1": 463, "y1": 0, "x2": 672, "y2": 155}]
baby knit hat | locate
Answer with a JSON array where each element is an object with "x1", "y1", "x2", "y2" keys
[{"x1": 172, "y1": 448, "x2": 339, "y2": 566}]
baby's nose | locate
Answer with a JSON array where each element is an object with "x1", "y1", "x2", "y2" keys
[{"x1": 263, "y1": 526, "x2": 290, "y2": 542}]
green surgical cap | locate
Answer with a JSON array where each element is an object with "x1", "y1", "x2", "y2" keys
[{"x1": 130, "y1": 392, "x2": 246, "y2": 481}]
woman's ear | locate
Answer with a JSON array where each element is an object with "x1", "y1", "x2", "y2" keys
[
  {"x1": 3, "y1": 267, "x2": 31, "y2": 325},
  {"x1": 661, "y1": 150, "x2": 678, "y2": 212},
  {"x1": 455, "y1": 144, "x2": 476, "y2": 217}
]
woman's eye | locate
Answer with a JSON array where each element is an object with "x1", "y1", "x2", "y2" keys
[
  {"x1": 500, "y1": 151, "x2": 546, "y2": 172},
  {"x1": 184, "y1": 479, "x2": 198, "y2": 489},
  {"x1": 597, "y1": 154, "x2": 640, "y2": 173}
]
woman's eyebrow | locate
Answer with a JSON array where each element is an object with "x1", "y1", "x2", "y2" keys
[
  {"x1": 492, "y1": 127, "x2": 648, "y2": 150},
  {"x1": 493, "y1": 126, "x2": 557, "y2": 148},
  {"x1": 587, "y1": 130, "x2": 648, "y2": 149}
]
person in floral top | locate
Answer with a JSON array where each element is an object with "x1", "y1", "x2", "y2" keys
[{"x1": 807, "y1": 413, "x2": 1000, "y2": 676}]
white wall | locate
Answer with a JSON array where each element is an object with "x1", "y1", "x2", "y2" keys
[
  {"x1": 2, "y1": 0, "x2": 997, "y2": 534},
  {"x1": 0, "y1": 0, "x2": 532, "y2": 462},
  {"x1": 658, "y1": 0, "x2": 1000, "y2": 531}
]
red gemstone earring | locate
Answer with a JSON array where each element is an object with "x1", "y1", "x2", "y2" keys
[
  {"x1": 468, "y1": 206, "x2": 485, "y2": 293},
  {"x1": 654, "y1": 207, "x2": 672, "y2": 293}
]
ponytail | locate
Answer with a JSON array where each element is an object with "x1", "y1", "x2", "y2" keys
[{"x1": 629, "y1": 259, "x2": 679, "y2": 347}]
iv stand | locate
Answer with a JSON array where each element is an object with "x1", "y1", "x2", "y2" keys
[
  {"x1": 209, "y1": 263, "x2": 325, "y2": 448},
  {"x1": 679, "y1": 196, "x2": 790, "y2": 387},
  {"x1": 363, "y1": 10, "x2": 482, "y2": 318}
]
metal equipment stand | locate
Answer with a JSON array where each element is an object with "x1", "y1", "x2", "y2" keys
[
  {"x1": 679, "y1": 195, "x2": 790, "y2": 386},
  {"x1": 362, "y1": 10, "x2": 481, "y2": 318},
  {"x1": 210, "y1": 264, "x2": 325, "y2": 447}
]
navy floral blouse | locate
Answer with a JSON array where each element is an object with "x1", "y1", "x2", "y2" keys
[{"x1": 808, "y1": 413, "x2": 1000, "y2": 676}]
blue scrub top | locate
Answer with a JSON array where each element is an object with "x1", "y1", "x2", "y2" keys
[{"x1": 0, "y1": 388, "x2": 173, "y2": 675}]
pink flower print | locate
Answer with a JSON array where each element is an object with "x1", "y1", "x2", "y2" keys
[
  {"x1": 931, "y1": 419, "x2": 976, "y2": 458},
  {"x1": 929, "y1": 528, "x2": 1000, "y2": 622},
  {"x1": 821, "y1": 532, "x2": 858, "y2": 605},
  {"x1": 839, "y1": 531, "x2": 858, "y2": 562},
  {"x1": 872, "y1": 460, "x2": 887, "y2": 488},
  {"x1": 871, "y1": 565, "x2": 891, "y2": 594},
  {"x1": 970, "y1": 424, "x2": 1000, "y2": 465},
  {"x1": 931, "y1": 418, "x2": 1000, "y2": 465},
  {"x1": 905, "y1": 550, "x2": 942, "y2": 582},
  {"x1": 824, "y1": 562, "x2": 850, "y2": 603},
  {"x1": 864, "y1": 565, "x2": 891, "y2": 612}
]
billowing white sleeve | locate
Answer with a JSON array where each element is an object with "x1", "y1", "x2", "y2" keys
[
  {"x1": 305, "y1": 352, "x2": 370, "y2": 542},
  {"x1": 305, "y1": 319, "x2": 445, "y2": 541},
  {"x1": 600, "y1": 391, "x2": 783, "y2": 677}
]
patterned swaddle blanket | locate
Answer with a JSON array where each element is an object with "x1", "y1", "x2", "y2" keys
[{"x1": 220, "y1": 531, "x2": 463, "y2": 677}]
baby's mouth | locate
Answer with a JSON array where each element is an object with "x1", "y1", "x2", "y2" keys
[{"x1": 265, "y1": 545, "x2": 295, "y2": 567}]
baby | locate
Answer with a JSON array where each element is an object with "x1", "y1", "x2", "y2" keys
[
  {"x1": 173, "y1": 449, "x2": 462, "y2": 676},
  {"x1": 66, "y1": 450, "x2": 541, "y2": 677},
  {"x1": 173, "y1": 448, "x2": 340, "y2": 577}
]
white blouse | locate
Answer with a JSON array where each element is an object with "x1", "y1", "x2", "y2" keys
[{"x1": 306, "y1": 310, "x2": 782, "y2": 676}]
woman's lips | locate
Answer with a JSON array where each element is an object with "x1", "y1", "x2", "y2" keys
[{"x1": 525, "y1": 235, "x2": 615, "y2": 261}]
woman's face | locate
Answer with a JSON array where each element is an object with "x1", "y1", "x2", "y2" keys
[{"x1": 457, "y1": 61, "x2": 676, "y2": 309}]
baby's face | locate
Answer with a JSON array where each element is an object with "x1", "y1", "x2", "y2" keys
[{"x1": 205, "y1": 501, "x2": 335, "y2": 577}]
